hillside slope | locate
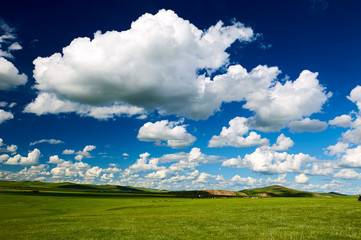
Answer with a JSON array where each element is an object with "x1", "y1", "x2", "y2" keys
[
  {"x1": 0, "y1": 180, "x2": 162, "y2": 193},
  {"x1": 240, "y1": 185, "x2": 329, "y2": 197}
]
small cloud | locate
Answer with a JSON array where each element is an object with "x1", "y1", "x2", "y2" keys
[
  {"x1": 8, "y1": 42, "x2": 22, "y2": 51},
  {"x1": 0, "y1": 109, "x2": 13, "y2": 124},
  {"x1": 62, "y1": 149, "x2": 75, "y2": 155},
  {"x1": 8, "y1": 102, "x2": 16, "y2": 108},
  {"x1": 75, "y1": 145, "x2": 96, "y2": 161},
  {"x1": 295, "y1": 173, "x2": 310, "y2": 184},
  {"x1": 30, "y1": 139, "x2": 64, "y2": 146},
  {"x1": 136, "y1": 114, "x2": 147, "y2": 120},
  {"x1": 138, "y1": 119, "x2": 196, "y2": 149},
  {"x1": 48, "y1": 155, "x2": 64, "y2": 164},
  {"x1": 288, "y1": 118, "x2": 328, "y2": 133}
]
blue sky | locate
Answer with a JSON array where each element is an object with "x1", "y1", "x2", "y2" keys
[{"x1": 1, "y1": 0, "x2": 361, "y2": 194}]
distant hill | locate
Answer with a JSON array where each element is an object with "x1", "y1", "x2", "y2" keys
[
  {"x1": 239, "y1": 185, "x2": 334, "y2": 198},
  {"x1": 0, "y1": 180, "x2": 162, "y2": 193},
  {"x1": 328, "y1": 191, "x2": 348, "y2": 196},
  {"x1": 0, "y1": 181, "x2": 347, "y2": 197}
]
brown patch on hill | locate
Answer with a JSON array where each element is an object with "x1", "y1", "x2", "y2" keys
[
  {"x1": 257, "y1": 193, "x2": 270, "y2": 197},
  {"x1": 203, "y1": 190, "x2": 237, "y2": 196},
  {"x1": 168, "y1": 190, "x2": 237, "y2": 196}
]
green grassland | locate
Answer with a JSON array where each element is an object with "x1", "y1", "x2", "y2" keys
[{"x1": 1, "y1": 181, "x2": 361, "y2": 239}]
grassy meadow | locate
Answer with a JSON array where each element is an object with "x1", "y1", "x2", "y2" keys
[{"x1": 1, "y1": 183, "x2": 361, "y2": 239}]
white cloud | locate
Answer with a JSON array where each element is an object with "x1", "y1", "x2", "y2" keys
[
  {"x1": 137, "y1": 119, "x2": 196, "y2": 148},
  {"x1": 24, "y1": 92, "x2": 144, "y2": 120},
  {"x1": 4, "y1": 149, "x2": 41, "y2": 165},
  {"x1": 270, "y1": 134, "x2": 294, "y2": 151},
  {"x1": 265, "y1": 174, "x2": 287, "y2": 185},
  {"x1": 0, "y1": 102, "x2": 17, "y2": 109},
  {"x1": 339, "y1": 146, "x2": 361, "y2": 168},
  {"x1": 245, "y1": 70, "x2": 331, "y2": 132},
  {"x1": 347, "y1": 85, "x2": 361, "y2": 111},
  {"x1": 6, "y1": 144, "x2": 17, "y2": 152},
  {"x1": 208, "y1": 117, "x2": 269, "y2": 147},
  {"x1": 195, "y1": 172, "x2": 215, "y2": 183},
  {"x1": 124, "y1": 147, "x2": 221, "y2": 179},
  {"x1": 146, "y1": 169, "x2": 171, "y2": 180},
  {"x1": 102, "y1": 167, "x2": 122, "y2": 173},
  {"x1": 100, "y1": 173, "x2": 114, "y2": 181},
  {"x1": 0, "y1": 154, "x2": 9, "y2": 163},
  {"x1": 342, "y1": 121, "x2": 361, "y2": 145},
  {"x1": 0, "y1": 20, "x2": 22, "y2": 58},
  {"x1": 83, "y1": 145, "x2": 96, "y2": 152},
  {"x1": 30, "y1": 139, "x2": 64, "y2": 146},
  {"x1": 0, "y1": 138, "x2": 17, "y2": 153},
  {"x1": 328, "y1": 114, "x2": 353, "y2": 128},
  {"x1": 0, "y1": 109, "x2": 13, "y2": 124},
  {"x1": 196, "y1": 64, "x2": 280, "y2": 120},
  {"x1": 25, "y1": 9, "x2": 331, "y2": 127},
  {"x1": 325, "y1": 142, "x2": 349, "y2": 156},
  {"x1": 81, "y1": 104, "x2": 145, "y2": 120},
  {"x1": 62, "y1": 149, "x2": 75, "y2": 155},
  {"x1": 223, "y1": 146, "x2": 314, "y2": 174},
  {"x1": 288, "y1": 118, "x2": 328, "y2": 133},
  {"x1": 334, "y1": 169, "x2": 361, "y2": 180},
  {"x1": 75, "y1": 145, "x2": 96, "y2": 161},
  {"x1": 303, "y1": 160, "x2": 336, "y2": 176},
  {"x1": 229, "y1": 175, "x2": 261, "y2": 186},
  {"x1": 84, "y1": 166, "x2": 102, "y2": 179},
  {"x1": 8, "y1": 102, "x2": 16, "y2": 108},
  {"x1": 295, "y1": 173, "x2": 309, "y2": 183},
  {"x1": 126, "y1": 152, "x2": 164, "y2": 173},
  {"x1": 26, "y1": 10, "x2": 266, "y2": 120},
  {"x1": 15, "y1": 164, "x2": 49, "y2": 180},
  {"x1": 51, "y1": 160, "x2": 90, "y2": 179},
  {"x1": 0, "y1": 57, "x2": 27, "y2": 90},
  {"x1": 222, "y1": 156, "x2": 245, "y2": 168},
  {"x1": 8, "y1": 42, "x2": 22, "y2": 51},
  {"x1": 48, "y1": 155, "x2": 64, "y2": 164},
  {"x1": 164, "y1": 148, "x2": 221, "y2": 172}
]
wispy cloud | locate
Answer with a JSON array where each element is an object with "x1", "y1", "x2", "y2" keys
[{"x1": 30, "y1": 139, "x2": 64, "y2": 146}]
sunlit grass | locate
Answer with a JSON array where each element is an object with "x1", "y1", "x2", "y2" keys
[{"x1": 1, "y1": 190, "x2": 361, "y2": 239}]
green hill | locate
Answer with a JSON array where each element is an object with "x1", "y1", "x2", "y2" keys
[
  {"x1": 240, "y1": 185, "x2": 330, "y2": 197},
  {"x1": 0, "y1": 180, "x2": 162, "y2": 193}
]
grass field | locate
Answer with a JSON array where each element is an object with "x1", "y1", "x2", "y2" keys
[{"x1": 1, "y1": 188, "x2": 361, "y2": 240}]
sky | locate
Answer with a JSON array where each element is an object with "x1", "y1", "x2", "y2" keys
[{"x1": 0, "y1": 0, "x2": 361, "y2": 194}]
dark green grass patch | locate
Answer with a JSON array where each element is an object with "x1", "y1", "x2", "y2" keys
[{"x1": 1, "y1": 190, "x2": 360, "y2": 239}]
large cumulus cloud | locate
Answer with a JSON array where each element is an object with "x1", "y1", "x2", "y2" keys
[
  {"x1": 28, "y1": 9, "x2": 255, "y2": 120},
  {"x1": 26, "y1": 9, "x2": 330, "y2": 126}
]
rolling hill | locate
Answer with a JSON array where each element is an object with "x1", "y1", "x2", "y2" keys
[
  {"x1": 0, "y1": 180, "x2": 162, "y2": 193},
  {"x1": 239, "y1": 185, "x2": 340, "y2": 197},
  {"x1": 0, "y1": 181, "x2": 347, "y2": 197}
]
